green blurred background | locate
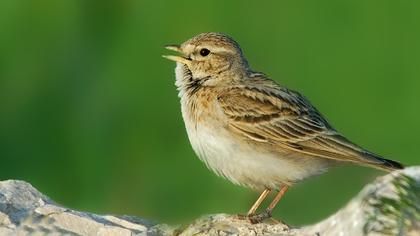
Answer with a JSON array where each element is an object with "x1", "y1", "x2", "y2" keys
[{"x1": 0, "y1": 0, "x2": 419, "y2": 226}]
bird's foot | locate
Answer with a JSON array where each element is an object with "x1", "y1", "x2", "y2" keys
[
  {"x1": 235, "y1": 214, "x2": 248, "y2": 220},
  {"x1": 246, "y1": 209, "x2": 272, "y2": 224},
  {"x1": 244, "y1": 210, "x2": 288, "y2": 225}
]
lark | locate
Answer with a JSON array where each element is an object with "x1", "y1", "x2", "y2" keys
[{"x1": 163, "y1": 32, "x2": 403, "y2": 223}]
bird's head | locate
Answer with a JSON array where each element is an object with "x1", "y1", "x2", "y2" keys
[{"x1": 164, "y1": 32, "x2": 249, "y2": 83}]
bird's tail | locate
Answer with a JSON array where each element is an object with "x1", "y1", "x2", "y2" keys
[{"x1": 363, "y1": 152, "x2": 404, "y2": 172}]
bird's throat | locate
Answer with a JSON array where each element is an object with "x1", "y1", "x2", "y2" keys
[{"x1": 175, "y1": 63, "x2": 205, "y2": 98}]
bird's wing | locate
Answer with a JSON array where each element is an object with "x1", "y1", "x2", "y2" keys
[{"x1": 216, "y1": 76, "x2": 393, "y2": 168}]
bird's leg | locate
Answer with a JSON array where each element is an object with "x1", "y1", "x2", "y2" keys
[
  {"x1": 248, "y1": 185, "x2": 289, "y2": 224},
  {"x1": 266, "y1": 185, "x2": 289, "y2": 214},
  {"x1": 247, "y1": 188, "x2": 272, "y2": 216},
  {"x1": 237, "y1": 188, "x2": 271, "y2": 220}
]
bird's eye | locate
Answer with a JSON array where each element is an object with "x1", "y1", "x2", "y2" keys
[{"x1": 199, "y1": 48, "x2": 210, "y2": 57}]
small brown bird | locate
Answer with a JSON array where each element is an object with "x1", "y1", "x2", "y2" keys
[{"x1": 163, "y1": 32, "x2": 403, "y2": 223}]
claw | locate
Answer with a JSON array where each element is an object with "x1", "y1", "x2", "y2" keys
[{"x1": 247, "y1": 210, "x2": 272, "y2": 224}]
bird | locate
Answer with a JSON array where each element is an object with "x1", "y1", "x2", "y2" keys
[{"x1": 163, "y1": 32, "x2": 404, "y2": 223}]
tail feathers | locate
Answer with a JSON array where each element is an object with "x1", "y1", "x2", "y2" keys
[
  {"x1": 364, "y1": 152, "x2": 404, "y2": 172},
  {"x1": 310, "y1": 134, "x2": 404, "y2": 172},
  {"x1": 379, "y1": 158, "x2": 404, "y2": 171}
]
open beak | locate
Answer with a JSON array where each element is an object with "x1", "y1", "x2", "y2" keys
[{"x1": 162, "y1": 45, "x2": 192, "y2": 66}]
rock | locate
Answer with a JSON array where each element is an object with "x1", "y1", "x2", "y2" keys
[
  {"x1": 0, "y1": 180, "x2": 161, "y2": 236},
  {"x1": 0, "y1": 167, "x2": 419, "y2": 236}
]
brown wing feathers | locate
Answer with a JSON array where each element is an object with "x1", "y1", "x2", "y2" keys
[{"x1": 217, "y1": 80, "x2": 403, "y2": 171}]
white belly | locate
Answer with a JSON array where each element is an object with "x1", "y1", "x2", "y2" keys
[{"x1": 185, "y1": 121, "x2": 330, "y2": 190}]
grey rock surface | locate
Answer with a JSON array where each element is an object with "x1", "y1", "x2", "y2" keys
[
  {"x1": 0, "y1": 180, "x2": 160, "y2": 236},
  {"x1": 0, "y1": 167, "x2": 419, "y2": 236}
]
